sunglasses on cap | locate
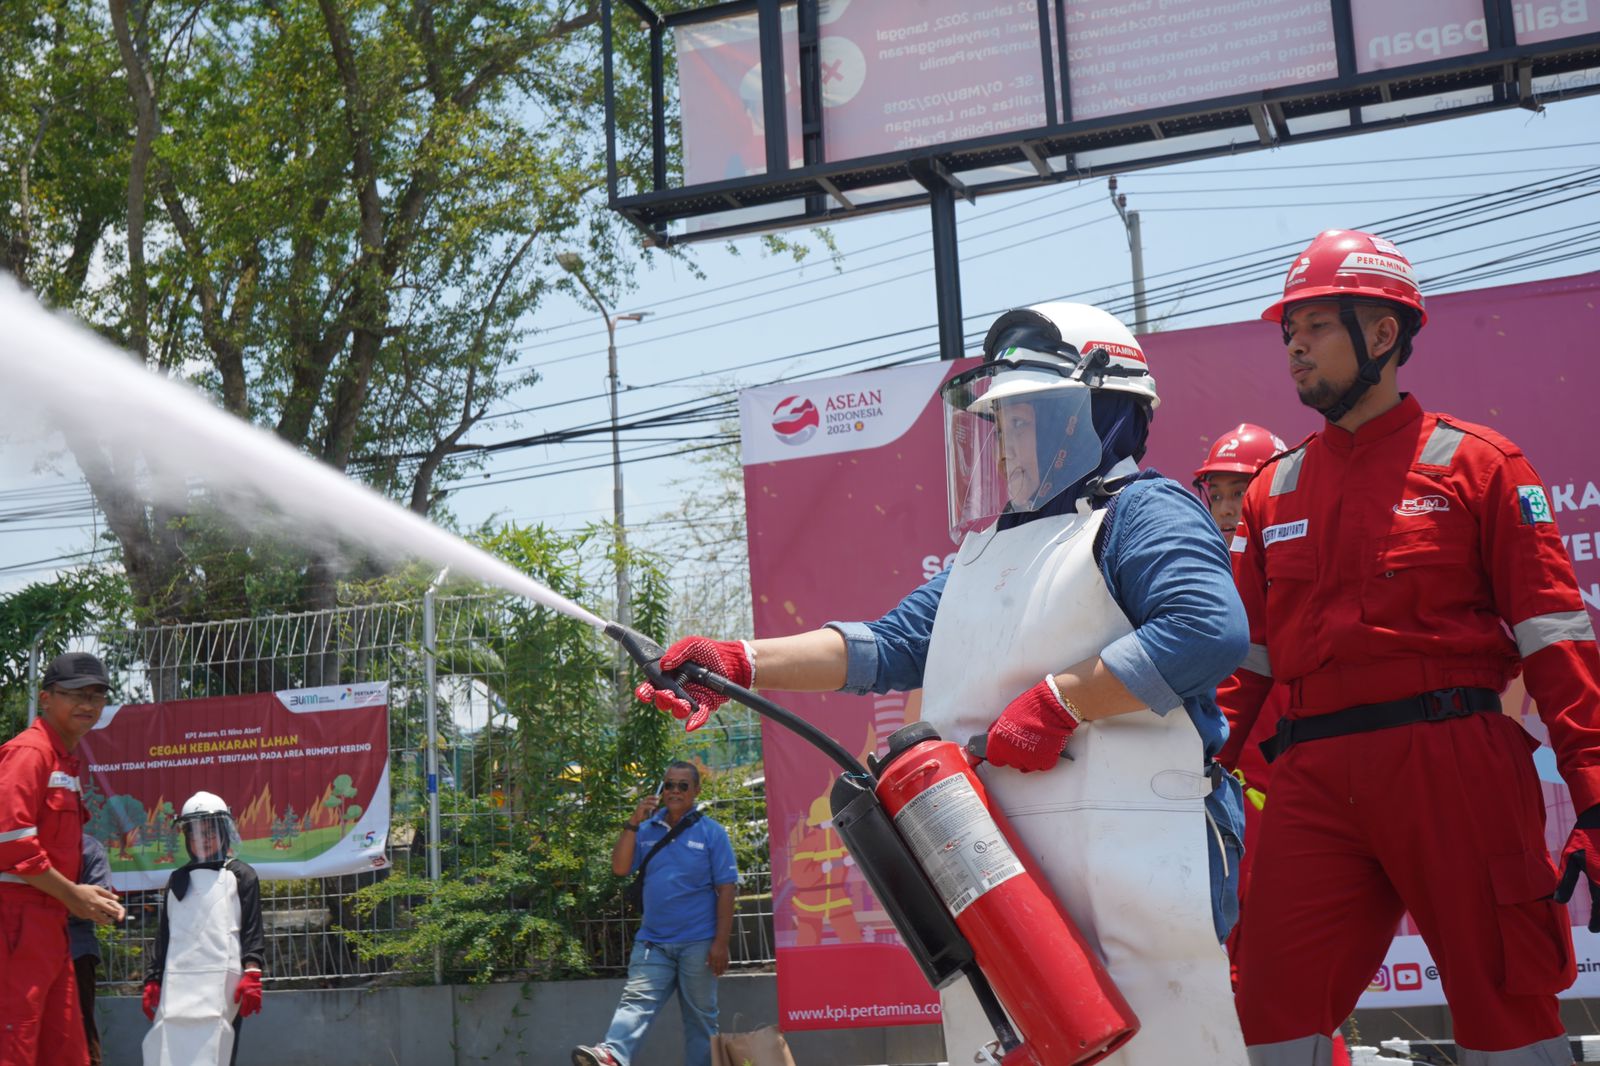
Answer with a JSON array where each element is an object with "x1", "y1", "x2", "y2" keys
[{"x1": 659, "y1": 780, "x2": 694, "y2": 793}]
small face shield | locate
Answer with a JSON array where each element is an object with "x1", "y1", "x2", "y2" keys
[
  {"x1": 940, "y1": 359, "x2": 1103, "y2": 542},
  {"x1": 179, "y1": 811, "x2": 240, "y2": 862}
]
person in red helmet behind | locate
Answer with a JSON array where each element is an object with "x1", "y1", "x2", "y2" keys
[
  {"x1": 1194, "y1": 425, "x2": 1289, "y2": 893},
  {"x1": 1220, "y1": 229, "x2": 1600, "y2": 1065},
  {"x1": 1194, "y1": 424, "x2": 1285, "y2": 544},
  {"x1": 1196, "y1": 426, "x2": 1353, "y2": 1066}
]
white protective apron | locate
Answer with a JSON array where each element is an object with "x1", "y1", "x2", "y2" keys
[
  {"x1": 920, "y1": 503, "x2": 1246, "y2": 1066},
  {"x1": 143, "y1": 868, "x2": 243, "y2": 1066}
]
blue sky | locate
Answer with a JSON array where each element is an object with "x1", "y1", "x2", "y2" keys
[
  {"x1": 2, "y1": 92, "x2": 1597, "y2": 591},
  {"x1": 443, "y1": 93, "x2": 1600, "y2": 544}
]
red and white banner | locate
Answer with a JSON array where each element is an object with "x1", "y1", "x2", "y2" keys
[
  {"x1": 742, "y1": 271, "x2": 1600, "y2": 1022},
  {"x1": 78, "y1": 683, "x2": 391, "y2": 892}
]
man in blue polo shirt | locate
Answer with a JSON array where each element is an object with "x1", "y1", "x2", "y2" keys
[{"x1": 573, "y1": 761, "x2": 738, "y2": 1066}]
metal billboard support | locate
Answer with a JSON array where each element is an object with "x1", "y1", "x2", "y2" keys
[{"x1": 930, "y1": 184, "x2": 966, "y2": 361}]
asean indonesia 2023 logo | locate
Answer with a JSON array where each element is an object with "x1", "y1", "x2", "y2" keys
[{"x1": 771, "y1": 395, "x2": 821, "y2": 446}]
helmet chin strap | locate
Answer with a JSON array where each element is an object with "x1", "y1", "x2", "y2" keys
[{"x1": 1300, "y1": 300, "x2": 1397, "y2": 425}]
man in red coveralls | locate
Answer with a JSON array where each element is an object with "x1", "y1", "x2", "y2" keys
[
  {"x1": 0, "y1": 653, "x2": 126, "y2": 1066},
  {"x1": 1221, "y1": 229, "x2": 1600, "y2": 1066}
]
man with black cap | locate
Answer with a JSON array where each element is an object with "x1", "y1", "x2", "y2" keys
[{"x1": 0, "y1": 652, "x2": 126, "y2": 1066}]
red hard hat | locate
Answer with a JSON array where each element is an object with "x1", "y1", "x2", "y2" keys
[
  {"x1": 1193, "y1": 423, "x2": 1287, "y2": 487},
  {"x1": 1261, "y1": 229, "x2": 1428, "y2": 328}
]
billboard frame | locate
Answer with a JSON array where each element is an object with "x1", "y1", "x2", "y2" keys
[{"x1": 604, "y1": 0, "x2": 1600, "y2": 244}]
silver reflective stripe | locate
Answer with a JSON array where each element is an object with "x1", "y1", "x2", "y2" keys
[
  {"x1": 1242, "y1": 643, "x2": 1273, "y2": 677},
  {"x1": 0, "y1": 826, "x2": 39, "y2": 844},
  {"x1": 1457, "y1": 1034, "x2": 1574, "y2": 1066},
  {"x1": 1248, "y1": 1034, "x2": 1333, "y2": 1066},
  {"x1": 1419, "y1": 421, "x2": 1466, "y2": 467},
  {"x1": 1514, "y1": 610, "x2": 1597, "y2": 657},
  {"x1": 1269, "y1": 450, "x2": 1306, "y2": 497},
  {"x1": 0, "y1": 873, "x2": 26, "y2": 884}
]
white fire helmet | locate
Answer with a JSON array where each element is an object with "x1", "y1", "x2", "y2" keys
[
  {"x1": 939, "y1": 303, "x2": 1156, "y2": 542},
  {"x1": 177, "y1": 791, "x2": 240, "y2": 862}
]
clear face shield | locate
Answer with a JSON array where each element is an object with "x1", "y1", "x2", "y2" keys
[
  {"x1": 180, "y1": 810, "x2": 240, "y2": 863},
  {"x1": 940, "y1": 360, "x2": 1104, "y2": 542}
]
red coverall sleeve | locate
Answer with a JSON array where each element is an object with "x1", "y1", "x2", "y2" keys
[
  {"x1": 1216, "y1": 492, "x2": 1275, "y2": 772},
  {"x1": 1478, "y1": 447, "x2": 1600, "y2": 812},
  {"x1": 0, "y1": 745, "x2": 54, "y2": 877}
]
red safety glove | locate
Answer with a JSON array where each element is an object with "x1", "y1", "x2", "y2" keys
[
  {"x1": 633, "y1": 637, "x2": 753, "y2": 732},
  {"x1": 234, "y1": 970, "x2": 263, "y2": 1017},
  {"x1": 984, "y1": 676, "x2": 1082, "y2": 773},
  {"x1": 1554, "y1": 804, "x2": 1600, "y2": 932},
  {"x1": 142, "y1": 980, "x2": 161, "y2": 1021}
]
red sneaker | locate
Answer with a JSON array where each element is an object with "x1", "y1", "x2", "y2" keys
[{"x1": 571, "y1": 1044, "x2": 620, "y2": 1066}]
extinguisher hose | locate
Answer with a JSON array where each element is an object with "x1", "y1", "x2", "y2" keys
[
  {"x1": 605, "y1": 622, "x2": 870, "y2": 779},
  {"x1": 608, "y1": 622, "x2": 1027, "y2": 1058}
]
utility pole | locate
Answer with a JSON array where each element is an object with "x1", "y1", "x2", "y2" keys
[
  {"x1": 556, "y1": 253, "x2": 647, "y2": 633},
  {"x1": 1108, "y1": 177, "x2": 1149, "y2": 335}
]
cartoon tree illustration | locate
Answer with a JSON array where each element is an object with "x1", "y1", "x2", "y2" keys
[
  {"x1": 102, "y1": 794, "x2": 148, "y2": 860},
  {"x1": 82, "y1": 781, "x2": 115, "y2": 848},
  {"x1": 270, "y1": 813, "x2": 289, "y2": 850},
  {"x1": 343, "y1": 804, "x2": 364, "y2": 830},
  {"x1": 81, "y1": 778, "x2": 106, "y2": 826},
  {"x1": 149, "y1": 801, "x2": 179, "y2": 863},
  {"x1": 282, "y1": 804, "x2": 301, "y2": 846},
  {"x1": 323, "y1": 774, "x2": 358, "y2": 823}
]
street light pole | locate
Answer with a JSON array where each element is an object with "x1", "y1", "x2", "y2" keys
[
  {"x1": 556, "y1": 253, "x2": 645, "y2": 630},
  {"x1": 1108, "y1": 177, "x2": 1149, "y2": 335}
]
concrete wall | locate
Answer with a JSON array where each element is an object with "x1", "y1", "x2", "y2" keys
[
  {"x1": 91, "y1": 979, "x2": 1600, "y2": 1065},
  {"x1": 96, "y1": 974, "x2": 944, "y2": 1066}
]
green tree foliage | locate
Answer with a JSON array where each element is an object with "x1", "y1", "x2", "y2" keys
[
  {"x1": 0, "y1": 567, "x2": 130, "y2": 741},
  {"x1": 0, "y1": 0, "x2": 679, "y2": 625},
  {"x1": 344, "y1": 522, "x2": 685, "y2": 980}
]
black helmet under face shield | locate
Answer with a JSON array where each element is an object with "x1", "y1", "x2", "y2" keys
[{"x1": 939, "y1": 358, "x2": 1103, "y2": 542}]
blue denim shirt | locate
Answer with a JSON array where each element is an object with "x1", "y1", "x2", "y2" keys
[{"x1": 827, "y1": 472, "x2": 1248, "y2": 940}]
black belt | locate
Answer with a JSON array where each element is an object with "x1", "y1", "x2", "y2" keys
[{"x1": 1259, "y1": 687, "x2": 1501, "y2": 764}]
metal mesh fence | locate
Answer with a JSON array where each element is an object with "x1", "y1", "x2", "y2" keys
[{"x1": 49, "y1": 594, "x2": 773, "y2": 989}]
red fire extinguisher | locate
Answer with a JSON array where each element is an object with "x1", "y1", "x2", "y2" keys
[
  {"x1": 872, "y1": 723, "x2": 1138, "y2": 1065},
  {"x1": 607, "y1": 624, "x2": 1139, "y2": 1066}
]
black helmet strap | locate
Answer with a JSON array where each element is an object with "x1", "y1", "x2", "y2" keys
[{"x1": 1284, "y1": 298, "x2": 1402, "y2": 425}]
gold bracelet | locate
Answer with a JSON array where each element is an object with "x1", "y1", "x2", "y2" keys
[{"x1": 1044, "y1": 673, "x2": 1084, "y2": 725}]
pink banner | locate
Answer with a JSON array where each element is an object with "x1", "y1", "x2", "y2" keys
[
  {"x1": 743, "y1": 272, "x2": 1600, "y2": 1020},
  {"x1": 675, "y1": 10, "x2": 803, "y2": 185},
  {"x1": 675, "y1": 0, "x2": 1050, "y2": 183},
  {"x1": 77, "y1": 683, "x2": 392, "y2": 891},
  {"x1": 1064, "y1": 0, "x2": 1336, "y2": 120},
  {"x1": 1351, "y1": 0, "x2": 1490, "y2": 72},
  {"x1": 1515, "y1": 0, "x2": 1600, "y2": 45}
]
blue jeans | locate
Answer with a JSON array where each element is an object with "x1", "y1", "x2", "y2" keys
[{"x1": 600, "y1": 939, "x2": 718, "y2": 1066}]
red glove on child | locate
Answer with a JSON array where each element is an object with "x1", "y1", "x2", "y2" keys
[
  {"x1": 984, "y1": 676, "x2": 1082, "y2": 773},
  {"x1": 234, "y1": 969, "x2": 263, "y2": 1018},
  {"x1": 1555, "y1": 805, "x2": 1600, "y2": 933},
  {"x1": 633, "y1": 637, "x2": 753, "y2": 732},
  {"x1": 142, "y1": 980, "x2": 161, "y2": 1022}
]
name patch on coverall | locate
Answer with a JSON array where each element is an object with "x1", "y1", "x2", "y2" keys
[{"x1": 1262, "y1": 519, "x2": 1309, "y2": 546}]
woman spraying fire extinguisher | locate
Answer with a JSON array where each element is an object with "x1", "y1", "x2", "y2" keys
[{"x1": 638, "y1": 302, "x2": 1251, "y2": 1066}]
